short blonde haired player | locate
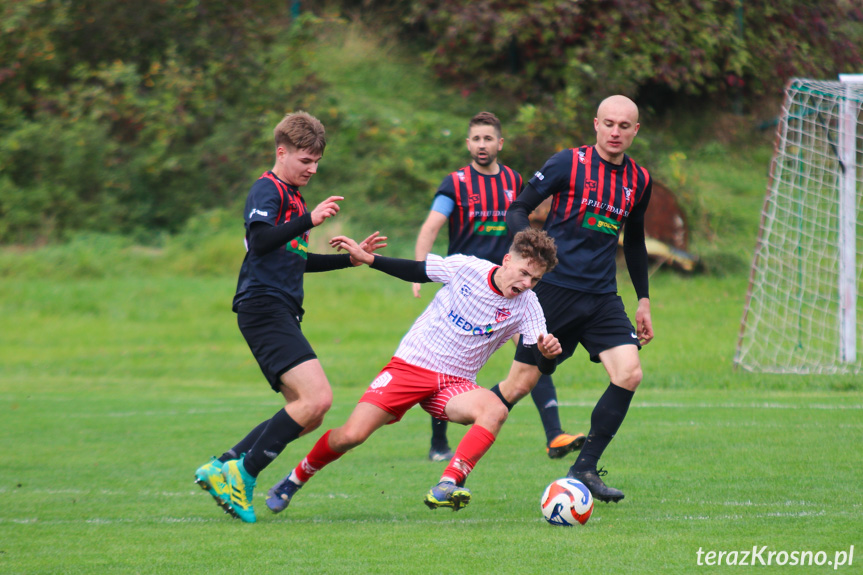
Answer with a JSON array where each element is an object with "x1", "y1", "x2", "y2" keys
[{"x1": 192, "y1": 111, "x2": 387, "y2": 523}]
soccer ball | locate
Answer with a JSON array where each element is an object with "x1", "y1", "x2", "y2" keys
[{"x1": 540, "y1": 478, "x2": 594, "y2": 526}]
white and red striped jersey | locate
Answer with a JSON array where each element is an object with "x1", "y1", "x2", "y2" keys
[{"x1": 393, "y1": 254, "x2": 548, "y2": 381}]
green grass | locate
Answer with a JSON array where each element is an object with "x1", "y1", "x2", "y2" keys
[
  {"x1": 2, "y1": 16, "x2": 861, "y2": 575},
  {"x1": 1, "y1": 267, "x2": 861, "y2": 574}
]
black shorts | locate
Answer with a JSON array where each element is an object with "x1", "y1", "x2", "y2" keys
[
  {"x1": 236, "y1": 296, "x2": 317, "y2": 392},
  {"x1": 515, "y1": 282, "x2": 640, "y2": 366}
]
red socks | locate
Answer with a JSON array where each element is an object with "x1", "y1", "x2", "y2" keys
[
  {"x1": 293, "y1": 430, "x2": 345, "y2": 483},
  {"x1": 441, "y1": 425, "x2": 496, "y2": 485}
]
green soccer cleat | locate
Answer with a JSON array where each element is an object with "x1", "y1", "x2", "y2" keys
[
  {"x1": 222, "y1": 457, "x2": 257, "y2": 523},
  {"x1": 424, "y1": 481, "x2": 471, "y2": 511},
  {"x1": 194, "y1": 457, "x2": 231, "y2": 512}
]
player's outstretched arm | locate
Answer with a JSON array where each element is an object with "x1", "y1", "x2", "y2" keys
[
  {"x1": 355, "y1": 231, "x2": 388, "y2": 266},
  {"x1": 330, "y1": 235, "x2": 375, "y2": 266},
  {"x1": 331, "y1": 235, "x2": 431, "y2": 283}
]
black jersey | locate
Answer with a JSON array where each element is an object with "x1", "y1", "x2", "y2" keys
[
  {"x1": 434, "y1": 164, "x2": 523, "y2": 265},
  {"x1": 530, "y1": 145, "x2": 651, "y2": 294},
  {"x1": 233, "y1": 172, "x2": 311, "y2": 315}
]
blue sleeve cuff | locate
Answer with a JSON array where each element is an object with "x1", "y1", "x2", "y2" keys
[{"x1": 430, "y1": 194, "x2": 456, "y2": 217}]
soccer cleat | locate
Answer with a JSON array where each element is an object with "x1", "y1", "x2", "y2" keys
[
  {"x1": 424, "y1": 481, "x2": 471, "y2": 511},
  {"x1": 428, "y1": 447, "x2": 454, "y2": 462},
  {"x1": 568, "y1": 467, "x2": 625, "y2": 503},
  {"x1": 266, "y1": 475, "x2": 302, "y2": 513},
  {"x1": 546, "y1": 433, "x2": 586, "y2": 459},
  {"x1": 194, "y1": 457, "x2": 231, "y2": 512},
  {"x1": 222, "y1": 458, "x2": 257, "y2": 523}
]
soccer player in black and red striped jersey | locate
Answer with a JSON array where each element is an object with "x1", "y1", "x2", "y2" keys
[
  {"x1": 413, "y1": 111, "x2": 582, "y2": 463},
  {"x1": 192, "y1": 111, "x2": 386, "y2": 523},
  {"x1": 495, "y1": 95, "x2": 654, "y2": 503}
]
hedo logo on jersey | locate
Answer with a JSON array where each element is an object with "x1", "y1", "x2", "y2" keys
[{"x1": 447, "y1": 310, "x2": 493, "y2": 338}]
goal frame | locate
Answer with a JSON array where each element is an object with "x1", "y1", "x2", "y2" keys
[{"x1": 735, "y1": 75, "x2": 863, "y2": 373}]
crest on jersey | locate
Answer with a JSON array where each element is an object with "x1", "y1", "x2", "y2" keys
[
  {"x1": 623, "y1": 187, "x2": 633, "y2": 201},
  {"x1": 504, "y1": 189, "x2": 514, "y2": 202},
  {"x1": 495, "y1": 308, "x2": 512, "y2": 323},
  {"x1": 460, "y1": 283, "x2": 472, "y2": 297},
  {"x1": 578, "y1": 149, "x2": 587, "y2": 163},
  {"x1": 457, "y1": 170, "x2": 466, "y2": 182}
]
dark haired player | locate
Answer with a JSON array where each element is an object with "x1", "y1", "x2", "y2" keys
[
  {"x1": 495, "y1": 95, "x2": 654, "y2": 503},
  {"x1": 413, "y1": 111, "x2": 583, "y2": 463},
  {"x1": 192, "y1": 111, "x2": 385, "y2": 523},
  {"x1": 266, "y1": 228, "x2": 561, "y2": 512}
]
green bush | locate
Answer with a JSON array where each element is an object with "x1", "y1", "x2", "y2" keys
[
  {"x1": 406, "y1": 0, "x2": 863, "y2": 102},
  {"x1": 0, "y1": 1, "x2": 316, "y2": 244}
]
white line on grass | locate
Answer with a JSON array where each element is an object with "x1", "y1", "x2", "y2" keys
[
  {"x1": 559, "y1": 401, "x2": 863, "y2": 410},
  {"x1": 5, "y1": 507, "x2": 860, "y2": 527}
]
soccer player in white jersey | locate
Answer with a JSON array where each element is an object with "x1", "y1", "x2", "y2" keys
[{"x1": 265, "y1": 228, "x2": 561, "y2": 512}]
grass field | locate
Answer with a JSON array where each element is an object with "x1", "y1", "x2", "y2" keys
[
  {"x1": 2, "y1": 19, "x2": 861, "y2": 575},
  {"x1": 1, "y1": 262, "x2": 861, "y2": 574}
]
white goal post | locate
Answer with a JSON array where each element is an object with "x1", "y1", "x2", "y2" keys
[{"x1": 735, "y1": 76, "x2": 863, "y2": 374}]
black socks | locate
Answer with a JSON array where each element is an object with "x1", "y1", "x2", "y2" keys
[
  {"x1": 430, "y1": 417, "x2": 449, "y2": 451},
  {"x1": 571, "y1": 382, "x2": 634, "y2": 473},
  {"x1": 240, "y1": 408, "x2": 304, "y2": 478},
  {"x1": 219, "y1": 420, "x2": 269, "y2": 463},
  {"x1": 530, "y1": 374, "x2": 564, "y2": 443},
  {"x1": 490, "y1": 383, "x2": 515, "y2": 411}
]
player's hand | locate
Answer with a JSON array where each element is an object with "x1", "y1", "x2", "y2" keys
[
  {"x1": 330, "y1": 235, "x2": 374, "y2": 266},
  {"x1": 356, "y1": 232, "x2": 387, "y2": 265},
  {"x1": 310, "y1": 196, "x2": 344, "y2": 226},
  {"x1": 412, "y1": 283, "x2": 422, "y2": 298},
  {"x1": 635, "y1": 298, "x2": 654, "y2": 345},
  {"x1": 537, "y1": 333, "x2": 562, "y2": 359}
]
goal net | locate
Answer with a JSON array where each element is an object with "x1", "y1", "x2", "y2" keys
[{"x1": 735, "y1": 77, "x2": 863, "y2": 374}]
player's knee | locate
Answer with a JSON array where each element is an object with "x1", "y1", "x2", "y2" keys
[
  {"x1": 301, "y1": 417, "x2": 324, "y2": 436},
  {"x1": 617, "y1": 366, "x2": 642, "y2": 391},
  {"x1": 334, "y1": 425, "x2": 369, "y2": 451},
  {"x1": 505, "y1": 378, "x2": 534, "y2": 402},
  {"x1": 489, "y1": 400, "x2": 509, "y2": 428},
  {"x1": 305, "y1": 394, "x2": 333, "y2": 421},
  {"x1": 477, "y1": 398, "x2": 508, "y2": 433}
]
